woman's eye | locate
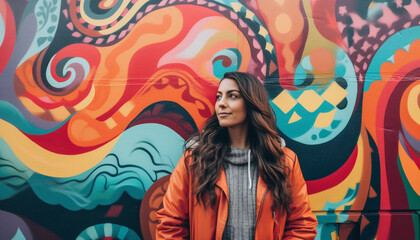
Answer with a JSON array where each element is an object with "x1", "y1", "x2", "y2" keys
[
  {"x1": 216, "y1": 95, "x2": 222, "y2": 100},
  {"x1": 229, "y1": 94, "x2": 238, "y2": 98}
]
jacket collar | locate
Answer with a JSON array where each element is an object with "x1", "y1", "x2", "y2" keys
[
  {"x1": 215, "y1": 168, "x2": 269, "y2": 202},
  {"x1": 215, "y1": 168, "x2": 229, "y2": 199}
]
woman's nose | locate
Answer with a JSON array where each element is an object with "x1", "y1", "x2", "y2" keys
[{"x1": 218, "y1": 97, "x2": 227, "y2": 107}]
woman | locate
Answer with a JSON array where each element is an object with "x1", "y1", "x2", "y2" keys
[{"x1": 156, "y1": 72, "x2": 317, "y2": 239}]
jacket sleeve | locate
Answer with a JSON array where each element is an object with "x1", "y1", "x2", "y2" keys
[
  {"x1": 155, "y1": 152, "x2": 191, "y2": 239},
  {"x1": 283, "y1": 152, "x2": 318, "y2": 240}
]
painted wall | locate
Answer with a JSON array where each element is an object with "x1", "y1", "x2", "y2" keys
[{"x1": 0, "y1": 0, "x2": 419, "y2": 239}]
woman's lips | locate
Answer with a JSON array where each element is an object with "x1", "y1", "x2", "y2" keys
[{"x1": 218, "y1": 112, "x2": 231, "y2": 117}]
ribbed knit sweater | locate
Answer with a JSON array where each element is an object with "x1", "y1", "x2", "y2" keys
[{"x1": 222, "y1": 147, "x2": 258, "y2": 240}]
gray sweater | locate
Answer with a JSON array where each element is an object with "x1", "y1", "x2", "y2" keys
[{"x1": 222, "y1": 147, "x2": 258, "y2": 240}]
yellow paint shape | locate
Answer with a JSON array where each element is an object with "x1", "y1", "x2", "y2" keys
[
  {"x1": 407, "y1": 84, "x2": 420, "y2": 125},
  {"x1": 259, "y1": 27, "x2": 268, "y2": 36},
  {"x1": 0, "y1": 119, "x2": 118, "y2": 177},
  {"x1": 105, "y1": 117, "x2": 117, "y2": 129},
  {"x1": 398, "y1": 142, "x2": 420, "y2": 195},
  {"x1": 74, "y1": 85, "x2": 96, "y2": 111},
  {"x1": 272, "y1": 90, "x2": 297, "y2": 114},
  {"x1": 314, "y1": 109, "x2": 337, "y2": 128},
  {"x1": 289, "y1": 111, "x2": 302, "y2": 124},
  {"x1": 178, "y1": 78, "x2": 186, "y2": 87},
  {"x1": 297, "y1": 90, "x2": 324, "y2": 112},
  {"x1": 275, "y1": 13, "x2": 292, "y2": 34},
  {"x1": 161, "y1": 77, "x2": 169, "y2": 85},
  {"x1": 245, "y1": 10, "x2": 255, "y2": 20},
  {"x1": 265, "y1": 42, "x2": 274, "y2": 52},
  {"x1": 19, "y1": 97, "x2": 46, "y2": 116},
  {"x1": 230, "y1": 2, "x2": 242, "y2": 12},
  {"x1": 322, "y1": 81, "x2": 348, "y2": 106},
  {"x1": 119, "y1": 101, "x2": 135, "y2": 117},
  {"x1": 103, "y1": 0, "x2": 115, "y2": 8},
  {"x1": 49, "y1": 106, "x2": 71, "y2": 122}
]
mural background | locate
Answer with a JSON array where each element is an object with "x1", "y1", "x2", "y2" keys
[{"x1": 0, "y1": 0, "x2": 419, "y2": 239}]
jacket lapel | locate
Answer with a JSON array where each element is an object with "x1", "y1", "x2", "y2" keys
[
  {"x1": 215, "y1": 168, "x2": 229, "y2": 199},
  {"x1": 256, "y1": 175, "x2": 268, "y2": 221}
]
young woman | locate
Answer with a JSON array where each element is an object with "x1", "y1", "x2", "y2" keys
[{"x1": 156, "y1": 72, "x2": 317, "y2": 239}]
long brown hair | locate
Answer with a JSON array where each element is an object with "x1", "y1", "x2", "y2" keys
[{"x1": 186, "y1": 71, "x2": 292, "y2": 213}]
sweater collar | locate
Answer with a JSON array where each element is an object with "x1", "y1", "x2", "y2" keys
[{"x1": 224, "y1": 147, "x2": 252, "y2": 165}]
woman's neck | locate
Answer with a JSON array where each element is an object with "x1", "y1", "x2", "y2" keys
[{"x1": 228, "y1": 126, "x2": 249, "y2": 149}]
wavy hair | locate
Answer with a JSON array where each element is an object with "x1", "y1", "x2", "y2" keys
[{"x1": 186, "y1": 71, "x2": 292, "y2": 213}]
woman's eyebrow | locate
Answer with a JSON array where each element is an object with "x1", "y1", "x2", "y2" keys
[{"x1": 217, "y1": 89, "x2": 240, "y2": 94}]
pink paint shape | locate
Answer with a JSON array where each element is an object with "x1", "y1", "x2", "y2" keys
[
  {"x1": 197, "y1": 0, "x2": 206, "y2": 5},
  {"x1": 110, "y1": 20, "x2": 118, "y2": 27},
  {"x1": 96, "y1": 38, "x2": 104, "y2": 44},
  {"x1": 403, "y1": 22, "x2": 411, "y2": 28},
  {"x1": 368, "y1": 25, "x2": 381, "y2": 38},
  {"x1": 230, "y1": 11, "x2": 238, "y2": 20},
  {"x1": 380, "y1": 35, "x2": 386, "y2": 41},
  {"x1": 261, "y1": 64, "x2": 266, "y2": 75},
  {"x1": 83, "y1": 37, "x2": 93, "y2": 43},
  {"x1": 136, "y1": 12, "x2": 143, "y2": 21},
  {"x1": 248, "y1": 28, "x2": 255, "y2": 37},
  {"x1": 337, "y1": 21, "x2": 346, "y2": 32},
  {"x1": 119, "y1": 30, "x2": 127, "y2": 39},
  {"x1": 127, "y1": 23, "x2": 135, "y2": 31},
  {"x1": 158, "y1": 0, "x2": 168, "y2": 7},
  {"x1": 253, "y1": 39, "x2": 260, "y2": 49},
  {"x1": 338, "y1": 6, "x2": 347, "y2": 16},
  {"x1": 348, "y1": 46, "x2": 355, "y2": 54},
  {"x1": 106, "y1": 205, "x2": 123, "y2": 217},
  {"x1": 361, "y1": 41, "x2": 370, "y2": 52},
  {"x1": 378, "y1": 6, "x2": 398, "y2": 28},
  {"x1": 121, "y1": 8, "x2": 129, "y2": 17},
  {"x1": 406, "y1": 0, "x2": 420, "y2": 20},
  {"x1": 352, "y1": 31, "x2": 362, "y2": 43},
  {"x1": 238, "y1": 19, "x2": 247, "y2": 28},
  {"x1": 257, "y1": 50, "x2": 263, "y2": 63},
  {"x1": 145, "y1": 4, "x2": 155, "y2": 13},
  {"x1": 66, "y1": 22, "x2": 74, "y2": 31},
  {"x1": 72, "y1": 31, "x2": 82, "y2": 38},
  {"x1": 348, "y1": 12, "x2": 367, "y2": 30},
  {"x1": 62, "y1": 9, "x2": 68, "y2": 19},
  {"x1": 107, "y1": 34, "x2": 116, "y2": 43}
]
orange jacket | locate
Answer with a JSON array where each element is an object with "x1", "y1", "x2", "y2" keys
[{"x1": 156, "y1": 147, "x2": 317, "y2": 239}]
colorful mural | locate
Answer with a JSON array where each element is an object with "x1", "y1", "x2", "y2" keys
[{"x1": 0, "y1": 0, "x2": 419, "y2": 239}]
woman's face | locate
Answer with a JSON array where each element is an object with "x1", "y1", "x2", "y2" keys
[{"x1": 215, "y1": 78, "x2": 247, "y2": 130}]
